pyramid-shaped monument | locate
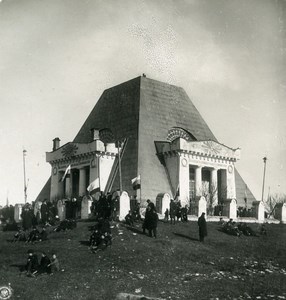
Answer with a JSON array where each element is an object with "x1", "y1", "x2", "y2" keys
[{"x1": 70, "y1": 75, "x2": 255, "y2": 207}]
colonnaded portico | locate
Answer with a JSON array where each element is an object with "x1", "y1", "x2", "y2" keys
[
  {"x1": 155, "y1": 128, "x2": 240, "y2": 215},
  {"x1": 46, "y1": 130, "x2": 119, "y2": 201}
]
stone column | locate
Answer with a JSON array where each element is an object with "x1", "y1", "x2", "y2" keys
[
  {"x1": 50, "y1": 166, "x2": 64, "y2": 201},
  {"x1": 210, "y1": 168, "x2": 218, "y2": 207},
  {"x1": 79, "y1": 168, "x2": 87, "y2": 196},
  {"x1": 65, "y1": 177, "x2": 71, "y2": 198},
  {"x1": 226, "y1": 164, "x2": 236, "y2": 199},
  {"x1": 178, "y1": 156, "x2": 190, "y2": 207},
  {"x1": 89, "y1": 155, "x2": 99, "y2": 190},
  {"x1": 58, "y1": 172, "x2": 64, "y2": 199},
  {"x1": 195, "y1": 166, "x2": 202, "y2": 197}
]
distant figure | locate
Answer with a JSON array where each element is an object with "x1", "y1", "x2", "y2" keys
[
  {"x1": 41, "y1": 199, "x2": 49, "y2": 225},
  {"x1": 25, "y1": 249, "x2": 39, "y2": 276},
  {"x1": 164, "y1": 208, "x2": 169, "y2": 223},
  {"x1": 198, "y1": 212, "x2": 207, "y2": 242},
  {"x1": 218, "y1": 217, "x2": 225, "y2": 226},
  {"x1": 144, "y1": 205, "x2": 158, "y2": 238},
  {"x1": 133, "y1": 201, "x2": 141, "y2": 221},
  {"x1": 125, "y1": 210, "x2": 134, "y2": 226},
  {"x1": 39, "y1": 252, "x2": 51, "y2": 274},
  {"x1": 48, "y1": 254, "x2": 60, "y2": 272},
  {"x1": 26, "y1": 227, "x2": 40, "y2": 244},
  {"x1": 13, "y1": 228, "x2": 26, "y2": 242},
  {"x1": 169, "y1": 199, "x2": 176, "y2": 225},
  {"x1": 142, "y1": 200, "x2": 153, "y2": 233},
  {"x1": 181, "y1": 205, "x2": 188, "y2": 222},
  {"x1": 39, "y1": 227, "x2": 48, "y2": 241},
  {"x1": 259, "y1": 223, "x2": 267, "y2": 236}
]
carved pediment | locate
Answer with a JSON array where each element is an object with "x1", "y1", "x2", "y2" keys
[
  {"x1": 188, "y1": 140, "x2": 240, "y2": 160},
  {"x1": 61, "y1": 143, "x2": 78, "y2": 158}
]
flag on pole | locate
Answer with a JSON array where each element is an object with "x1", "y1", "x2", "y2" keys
[
  {"x1": 244, "y1": 185, "x2": 248, "y2": 207},
  {"x1": 87, "y1": 178, "x2": 100, "y2": 194},
  {"x1": 131, "y1": 175, "x2": 141, "y2": 190},
  {"x1": 174, "y1": 183, "x2": 180, "y2": 200},
  {"x1": 60, "y1": 165, "x2": 71, "y2": 182}
]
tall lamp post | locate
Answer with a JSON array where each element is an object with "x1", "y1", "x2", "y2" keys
[
  {"x1": 23, "y1": 149, "x2": 27, "y2": 203},
  {"x1": 261, "y1": 156, "x2": 267, "y2": 202}
]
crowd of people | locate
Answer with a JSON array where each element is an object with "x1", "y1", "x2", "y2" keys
[
  {"x1": 166, "y1": 199, "x2": 188, "y2": 224},
  {"x1": 1, "y1": 191, "x2": 273, "y2": 279}
]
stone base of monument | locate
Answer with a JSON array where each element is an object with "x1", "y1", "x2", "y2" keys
[{"x1": 115, "y1": 293, "x2": 165, "y2": 300}]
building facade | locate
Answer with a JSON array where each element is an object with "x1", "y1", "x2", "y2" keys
[{"x1": 41, "y1": 75, "x2": 256, "y2": 213}]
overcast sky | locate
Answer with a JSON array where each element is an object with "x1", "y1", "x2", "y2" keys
[{"x1": 0, "y1": 0, "x2": 285, "y2": 206}]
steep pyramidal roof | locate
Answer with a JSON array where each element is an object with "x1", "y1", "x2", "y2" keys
[
  {"x1": 234, "y1": 169, "x2": 256, "y2": 207},
  {"x1": 73, "y1": 76, "x2": 254, "y2": 206}
]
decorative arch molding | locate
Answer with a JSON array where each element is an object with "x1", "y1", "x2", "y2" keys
[
  {"x1": 99, "y1": 128, "x2": 115, "y2": 144},
  {"x1": 167, "y1": 127, "x2": 196, "y2": 143}
]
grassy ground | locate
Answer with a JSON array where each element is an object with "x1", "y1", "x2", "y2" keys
[{"x1": 0, "y1": 220, "x2": 285, "y2": 300}]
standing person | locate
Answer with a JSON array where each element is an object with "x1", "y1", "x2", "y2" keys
[
  {"x1": 142, "y1": 200, "x2": 153, "y2": 234},
  {"x1": 41, "y1": 200, "x2": 49, "y2": 225},
  {"x1": 164, "y1": 208, "x2": 169, "y2": 223},
  {"x1": 169, "y1": 199, "x2": 176, "y2": 225},
  {"x1": 111, "y1": 195, "x2": 120, "y2": 221},
  {"x1": 145, "y1": 205, "x2": 158, "y2": 238},
  {"x1": 21, "y1": 205, "x2": 33, "y2": 231},
  {"x1": 181, "y1": 205, "x2": 188, "y2": 222},
  {"x1": 198, "y1": 212, "x2": 207, "y2": 242}
]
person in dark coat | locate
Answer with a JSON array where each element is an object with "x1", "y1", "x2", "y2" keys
[
  {"x1": 169, "y1": 199, "x2": 177, "y2": 225},
  {"x1": 144, "y1": 205, "x2": 158, "y2": 238},
  {"x1": 25, "y1": 249, "x2": 39, "y2": 276},
  {"x1": 39, "y1": 252, "x2": 51, "y2": 274},
  {"x1": 181, "y1": 205, "x2": 188, "y2": 222},
  {"x1": 198, "y1": 212, "x2": 207, "y2": 242},
  {"x1": 125, "y1": 210, "x2": 134, "y2": 226},
  {"x1": 21, "y1": 206, "x2": 33, "y2": 231},
  {"x1": 40, "y1": 200, "x2": 49, "y2": 224},
  {"x1": 39, "y1": 227, "x2": 48, "y2": 241},
  {"x1": 142, "y1": 200, "x2": 153, "y2": 234},
  {"x1": 26, "y1": 227, "x2": 40, "y2": 243}
]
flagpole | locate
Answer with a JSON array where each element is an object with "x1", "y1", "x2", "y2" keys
[
  {"x1": 139, "y1": 177, "x2": 142, "y2": 204},
  {"x1": 23, "y1": 149, "x2": 27, "y2": 204},
  {"x1": 261, "y1": 157, "x2": 267, "y2": 202}
]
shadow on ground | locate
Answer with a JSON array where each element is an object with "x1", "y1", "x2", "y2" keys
[
  {"x1": 173, "y1": 232, "x2": 199, "y2": 241},
  {"x1": 79, "y1": 240, "x2": 90, "y2": 246}
]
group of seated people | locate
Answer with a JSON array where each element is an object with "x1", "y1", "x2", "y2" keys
[
  {"x1": 13, "y1": 227, "x2": 48, "y2": 243},
  {"x1": 89, "y1": 218, "x2": 112, "y2": 252},
  {"x1": 219, "y1": 218, "x2": 267, "y2": 237},
  {"x1": 53, "y1": 219, "x2": 77, "y2": 232},
  {"x1": 25, "y1": 249, "x2": 60, "y2": 277},
  {"x1": 13, "y1": 218, "x2": 78, "y2": 242}
]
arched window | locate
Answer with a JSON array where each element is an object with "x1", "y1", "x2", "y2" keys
[{"x1": 166, "y1": 127, "x2": 196, "y2": 142}]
